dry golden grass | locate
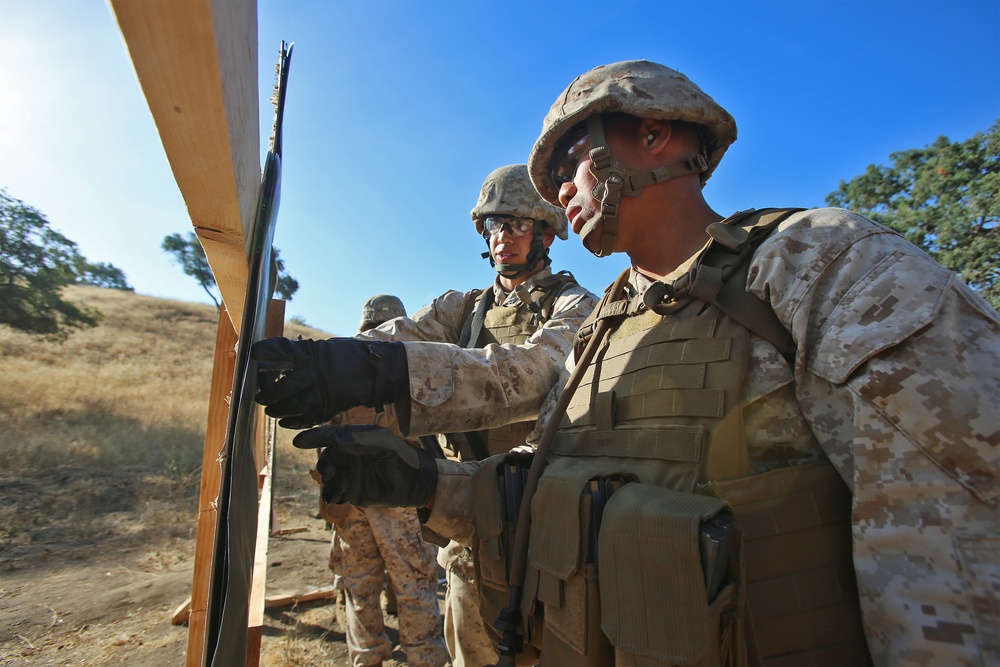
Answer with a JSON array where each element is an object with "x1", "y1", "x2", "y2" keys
[
  {"x1": 0, "y1": 286, "x2": 383, "y2": 665},
  {"x1": 0, "y1": 285, "x2": 328, "y2": 476}
]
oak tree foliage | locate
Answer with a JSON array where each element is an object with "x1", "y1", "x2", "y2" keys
[
  {"x1": 827, "y1": 120, "x2": 1000, "y2": 308},
  {"x1": 1, "y1": 189, "x2": 132, "y2": 340},
  {"x1": 161, "y1": 231, "x2": 299, "y2": 311}
]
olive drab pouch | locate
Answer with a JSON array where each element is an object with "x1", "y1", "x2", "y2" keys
[
  {"x1": 598, "y1": 482, "x2": 740, "y2": 666},
  {"x1": 472, "y1": 454, "x2": 543, "y2": 663},
  {"x1": 526, "y1": 457, "x2": 627, "y2": 665}
]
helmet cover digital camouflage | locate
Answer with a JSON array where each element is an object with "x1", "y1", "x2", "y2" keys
[
  {"x1": 471, "y1": 164, "x2": 568, "y2": 240},
  {"x1": 359, "y1": 294, "x2": 406, "y2": 331},
  {"x1": 527, "y1": 60, "x2": 737, "y2": 205}
]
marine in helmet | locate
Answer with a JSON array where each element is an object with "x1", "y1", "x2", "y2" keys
[
  {"x1": 485, "y1": 60, "x2": 992, "y2": 666},
  {"x1": 251, "y1": 165, "x2": 598, "y2": 666},
  {"x1": 319, "y1": 295, "x2": 449, "y2": 667},
  {"x1": 359, "y1": 294, "x2": 405, "y2": 332},
  {"x1": 518, "y1": 60, "x2": 994, "y2": 665}
]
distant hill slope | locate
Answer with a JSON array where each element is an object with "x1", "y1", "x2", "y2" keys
[{"x1": 0, "y1": 286, "x2": 329, "y2": 472}]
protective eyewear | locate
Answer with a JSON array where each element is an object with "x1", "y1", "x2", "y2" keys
[
  {"x1": 483, "y1": 216, "x2": 536, "y2": 237},
  {"x1": 549, "y1": 125, "x2": 592, "y2": 187}
]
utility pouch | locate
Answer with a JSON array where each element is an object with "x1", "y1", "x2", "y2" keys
[
  {"x1": 525, "y1": 458, "x2": 624, "y2": 665},
  {"x1": 599, "y1": 483, "x2": 739, "y2": 666},
  {"x1": 472, "y1": 456, "x2": 508, "y2": 588},
  {"x1": 472, "y1": 455, "x2": 543, "y2": 664}
]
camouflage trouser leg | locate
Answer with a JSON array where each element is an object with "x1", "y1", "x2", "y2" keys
[
  {"x1": 366, "y1": 506, "x2": 449, "y2": 667},
  {"x1": 439, "y1": 540, "x2": 499, "y2": 667},
  {"x1": 331, "y1": 504, "x2": 391, "y2": 667}
]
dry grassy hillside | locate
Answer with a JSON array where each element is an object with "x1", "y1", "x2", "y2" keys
[
  {"x1": 0, "y1": 285, "x2": 328, "y2": 473},
  {"x1": 0, "y1": 287, "x2": 388, "y2": 666}
]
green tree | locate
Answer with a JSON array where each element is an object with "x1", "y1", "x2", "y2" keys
[
  {"x1": 161, "y1": 232, "x2": 219, "y2": 309},
  {"x1": 76, "y1": 260, "x2": 134, "y2": 291},
  {"x1": 273, "y1": 251, "x2": 299, "y2": 301},
  {"x1": 827, "y1": 120, "x2": 1000, "y2": 308},
  {"x1": 0, "y1": 189, "x2": 102, "y2": 340},
  {"x1": 162, "y1": 232, "x2": 300, "y2": 309}
]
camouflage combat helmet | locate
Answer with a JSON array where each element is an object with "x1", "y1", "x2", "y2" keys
[
  {"x1": 527, "y1": 60, "x2": 737, "y2": 257},
  {"x1": 359, "y1": 294, "x2": 405, "y2": 331},
  {"x1": 470, "y1": 164, "x2": 567, "y2": 278}
]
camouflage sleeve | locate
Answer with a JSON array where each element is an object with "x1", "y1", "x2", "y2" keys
[
  {"x1": 359, "y1": 289, "x2": 476, "y2": 344},
  {"x1": 401, "y1": 283, "x2": 598, "y2": 437},
  {"x1": 749, "y1": 208, "x2": 1000, "y2": 665},
  {"x1": 423, "y1": 457, "x2": 482, "y2": 546}
]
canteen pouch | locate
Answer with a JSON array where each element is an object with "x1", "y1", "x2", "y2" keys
[{"x1": 599, "y1": 482, "x2": 739, "y2": 666}]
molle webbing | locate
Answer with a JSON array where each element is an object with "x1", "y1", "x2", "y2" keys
[
  {"x1": 556, "y1": 301, "x2": 752, "y2": 485},
  {"x1": 452, "y1": 273, "x2": 580, "y2": 460},
  {"x1": 701, "y1": 462, "x2": 873, "y2": 666},
  {"x1": 472, "y1": 271, "x2": 579, "y2": 348}
]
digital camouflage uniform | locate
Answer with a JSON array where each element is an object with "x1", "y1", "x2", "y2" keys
[
  {"x1": 423, "y1": 207, "x2": 1000, "y2": 667},
  {"x1": 417, "y1": 61, "x2": 999, "y2": 667},
  {"x1": 359, "y1": 165, "x2": 599, "y2": 666},
  {"x1": 331, "y1": 295, "x2": 449, "y2": 667},
  {"x1": 331, "y1": 499, "x2": 446, "y2": 667}
]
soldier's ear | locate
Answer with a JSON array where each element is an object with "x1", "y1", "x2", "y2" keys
[
  {"x1": 640, "y1": 119, "x2": 672, "y2": 155},
  {"x1": 542, "y1": 225, "x2": 556, "y2": 247}
]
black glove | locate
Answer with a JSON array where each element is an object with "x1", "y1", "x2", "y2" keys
[
  {"x1": 251, "y1": 337, "x2": 408, "y2": 429},
  {"x1": 294, "y1": 424, "x2": 438, "y2": 508}
]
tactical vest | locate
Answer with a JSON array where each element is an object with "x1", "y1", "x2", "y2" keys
[
  {"x1": 451, "y1": 272, "x2": 579, "y2": 460},
  {"x1": 474, "y1": 210, "x2": 872, "y2": 666}
]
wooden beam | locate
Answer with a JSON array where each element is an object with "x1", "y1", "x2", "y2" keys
[
  {"x1": 246, "y1": 300, "x2": 286, "y2": 665},
  {"x1": 245, "y1": 431, "x2": 272, "y2": 666},
  {"x1": 110, "y1": 0, "x2": 260, "y2": 328},
  {"x1": 185, "y1": 305, "x2": 239, "y2": 667},
  {"x1": 264, "y1": 586, "x2": 338, "y2": 608}
]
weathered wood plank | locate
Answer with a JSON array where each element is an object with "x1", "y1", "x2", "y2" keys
[
  {"x1": 245, "y1": 300, "x2": 286, "y2": 665},
  {"x1": 110, "y1": 0, "x2": 260, "y2": 327},
  {"x1": 185, "y1": 305, "x2": 238, "y2": 666}
]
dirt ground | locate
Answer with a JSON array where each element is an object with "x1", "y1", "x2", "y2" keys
[{"x1": 0, "y1": 466, "x2": 430, "y2": 666}]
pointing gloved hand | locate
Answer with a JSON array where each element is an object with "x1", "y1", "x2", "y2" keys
[
  {"x1": 251, "y1": 337, "x2": 408, "y2": 429},
  {"x1": 294, "y1": 424, "x2": 438, "y2": 508}
]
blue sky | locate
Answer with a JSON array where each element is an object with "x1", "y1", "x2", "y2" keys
[{"x1": 2, "y1": 0, "x2": 998, "y2": 337}]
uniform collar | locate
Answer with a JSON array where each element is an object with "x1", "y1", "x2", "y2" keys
[{"x1": 493, "y1": 267, "x2": 553, "y2": 306}]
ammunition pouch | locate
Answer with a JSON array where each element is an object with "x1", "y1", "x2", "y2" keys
[
  {"x1": 472, "y1": 454, "x2": 542, "y2": 665},
  {"x1": 475, "y1": 454, "x2": 742, "y2": 666},
  {"x1": 598, "y1": 483, "x2": 740, "y2": 666}
]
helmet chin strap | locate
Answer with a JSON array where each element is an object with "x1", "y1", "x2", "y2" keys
[
  {"x1": 579, "y1": 115, "x2": 710, "y2": 258},
  {"x1": 482, "y1": 220, "x2": 550, "y2": 279}
]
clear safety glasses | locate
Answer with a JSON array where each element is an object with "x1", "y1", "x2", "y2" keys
[{"x1": 483, "y1": 216, "x2": 536, "y2": 237}]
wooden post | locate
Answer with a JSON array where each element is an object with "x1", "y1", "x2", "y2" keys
[
  {"x1": 109, "y1": 4, "x2": 291, "y2": 664},
  {"x1": 245, "y1": 300, "x2": 285, "y2": 664},
  {"x1": 187, "y1": 299, "x2": 284, "y2": 666},
  {"x1": 187, "y1": 305, "x2": 238, "y2": 666}
]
